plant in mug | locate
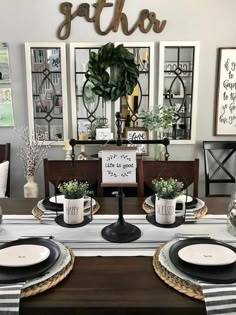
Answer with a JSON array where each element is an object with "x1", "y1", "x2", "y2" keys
[
  {"x1": 152, "y1": 177, "x2": 183, "y2": 199},
  {"x1": 58, "y1": 180, "x2": 91, "y2": 199}
]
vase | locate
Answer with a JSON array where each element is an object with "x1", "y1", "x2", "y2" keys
[
  {"x1": 24, "y1": 176, "x2": 39, "y2": 198},
  {"x1": 63, "y1": 197, "x2": 84, "y2": 225}
]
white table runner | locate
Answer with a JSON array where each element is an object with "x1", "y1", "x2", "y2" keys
[{"x1": 0, "y1": 214, "x2": 232, "y2": 256}]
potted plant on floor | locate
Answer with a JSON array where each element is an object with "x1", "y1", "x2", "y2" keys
[
  {"x1": 58, "y1": 180, "x2": 91, "y2": 225},
  {"x1": 152, "y1": 177, "x2": 184, "y2": 225}
]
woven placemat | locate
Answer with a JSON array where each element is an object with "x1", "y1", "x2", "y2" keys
[
  {"x1": 153, "y1": 246, "x2": 203, "y2": 300},
  {"x1": 21, "y1": 247, "x2": 75, "y2": 298},
  {"x1": 142, "y1": 201, "x2": 208, "y2": 219},
  {"x1": 32, "y1": 202, "x2": 100, "y2": 220}
]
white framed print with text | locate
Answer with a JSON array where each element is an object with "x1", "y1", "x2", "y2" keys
[
  {"x1": 215, "y1": 47, "x2": 236, "y2": 135},
  {"x1": 101, "y1": 147, "x2": 137, "y2": 185}
]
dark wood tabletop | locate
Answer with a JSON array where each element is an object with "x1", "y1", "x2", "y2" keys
[{"x1": 0, "y1": 197, "x2": 230, "y2": 315}]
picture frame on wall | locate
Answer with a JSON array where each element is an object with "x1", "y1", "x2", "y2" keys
[
  {"x1": 215, "y1": 47, "x2": 236, "y2": 135},
  {"x1": 125, "y1": 127, "x2": 149, "y2": 155},
  {"x1": 0, "y1": 43, "x2": 11, "y2": 83},
  {"x1": 0, "y1": 88, "x2": 14, "y2": 127}
]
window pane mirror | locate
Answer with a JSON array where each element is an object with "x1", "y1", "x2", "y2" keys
[
  {"x1": 70, "y1": 43, "x2": 112, "y2": 141},
  {"x1": 115, "y1": 42, "x2": 154, "y2": 131},
  {"x1": 158, "y1": 41, "x2": 200, "y2": 144},
  {"x1": 25, "y1": 43, "x2": 68, "y2": 144},
  {"x1": 70, "y1": 42, "x2": 154, "y2": 141}
]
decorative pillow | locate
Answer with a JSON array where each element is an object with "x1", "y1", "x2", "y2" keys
[{"x1": 0, "y1": 161, "x2": 9, "y2": 198}]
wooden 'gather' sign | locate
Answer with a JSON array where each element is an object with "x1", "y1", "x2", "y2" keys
[
  {"x1": 57, "y1": 0, "x2": 167, "y2": 40},
  {"x1": 101, "y1": 147, "x2": 137, "y2": 185}
]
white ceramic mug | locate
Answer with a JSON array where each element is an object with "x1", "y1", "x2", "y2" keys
[
  {"x1": 155, "y1": 195, "x2": 185, "y2": 225},
  {"x1": 63, "y1": 197, "x2": 84, "y2": 224}
]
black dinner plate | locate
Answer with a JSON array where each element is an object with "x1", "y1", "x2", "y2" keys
[
  {"x1": 0, "y1": 238, "x2": 60, "y2": 284},
  {"x1": 169, "y1": 237, "x2": 236, "y2": 283},
  {"x1": 42, "y1": 197, "x2": 63, "y2": 211},
  {"x1": 151, "y1": 195, "x2": 198, "y2": 210}
]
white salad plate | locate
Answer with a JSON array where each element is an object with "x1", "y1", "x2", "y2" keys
[
  {"x1": 176, "y1": 195, "x2": 193, "y2": 203},
  {"x1": 0, "y1": 244, "x2": 50, "y2": 267},
  {"x1": 49, "y1": 195, "x2": 65, "y2": 204},
  {"x1": 178, "y1": 244, "x2": 236, "y2": 266}
]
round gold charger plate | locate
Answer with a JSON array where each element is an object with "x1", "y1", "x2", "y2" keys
[
  {"x1": 32, "y1": 202, "x2": 100, "y2": 220},
  {"x1": 153, "y1": 246, "x2": 203, "y2": 300},
  {"x1": 21, "y1": 247, "x2": 75, "y2": 298},
  {"x1": 142, "y1": 201, "x2": 208, "y2": 219}
]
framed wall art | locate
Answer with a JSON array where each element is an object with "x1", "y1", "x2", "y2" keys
[
  {"x1": 0, "y1": 43, "x2": 11, "y2": 83},
  {"x1": 0, "y1": 88, "x2": 14, "y2": 127},
  {"x1": 125, "y1": 127, "x2": 149, "y2": 155},
  {"x1": 215, "y1": 47, "x2": 236, "y2": 135}
]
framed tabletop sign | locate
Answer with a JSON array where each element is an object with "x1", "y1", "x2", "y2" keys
[
  {"x1": 215, "y1": 47, "x2": 236, "y2": 135},
  {"x1": 101, "y1": 147, "x2": 137, "y2": 186},
  {"x1": 125, "y1": 127, "x2": 149, "y2": 155}
]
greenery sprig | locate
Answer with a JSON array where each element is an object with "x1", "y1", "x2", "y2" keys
[
  {"x1": 152, "y1": 177, "x2": 183, "y2": 199},
  {"x1": 85, "y1": 42, "x2": 139, "y2": 101},
  {"x1": 141, "y1": 104, "x2": 175, "y2": 131},
  {"x1": 58, "y1": 180, "x2": 92, "y2": 199}
]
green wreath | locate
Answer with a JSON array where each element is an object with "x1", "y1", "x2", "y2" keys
[{"x1": 85, "y1": 43, "x2": 139, "y2": 102}]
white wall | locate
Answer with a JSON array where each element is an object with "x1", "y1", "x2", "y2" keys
[{"x1": 1, "y1": 0, "x2": 236, "y2": 198}]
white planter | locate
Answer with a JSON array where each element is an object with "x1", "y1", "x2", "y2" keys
[
  {"x1": 155, "y1": 196, "x2": 185, "y2": 224},
  {"x1": 63, "y1": 197, "x2": 84, "y2": 225},
  {"x1": 24, "y1": 176, "x2": 39, "y2": 198}
]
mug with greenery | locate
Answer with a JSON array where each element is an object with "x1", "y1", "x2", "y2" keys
[
  {"x1": 152, "y1": 177, "x2": 183, "y2": 199},
  {"x1": 58, "y1": 180, "x2": 91, "y2": 199}
]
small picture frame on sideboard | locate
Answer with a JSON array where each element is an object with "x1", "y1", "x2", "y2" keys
[{"x1": 125, "y1": 127, "x2": 149, "y2": 155}]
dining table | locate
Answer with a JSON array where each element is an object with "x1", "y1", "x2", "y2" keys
[{"x1": 0, "y1": 197, "x2": 231, "y2": 315}]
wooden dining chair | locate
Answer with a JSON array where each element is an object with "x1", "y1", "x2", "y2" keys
[
  {"x1": 203, "y1": 141, "x2": 236, "y2": 196},
  {"x1": 43, "y1": 159, "x2": 102, "y2": 198},
  {"x1": 0, "y1": 143, "x2": 10, "y2": 197},
  {"x1": 137, "y1": 159, "x2": 199, "y2": 197}
]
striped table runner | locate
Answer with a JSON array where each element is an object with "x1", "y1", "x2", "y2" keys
[
  {"x1": 40, "y1": 208, "x2": 227, "y2": 225},
  {"x1": 0, "y1": 282, "x2": 25, "y2": 315},
  {"x1": 200, "y1": 282, "x2": 236, "y2": 315},
  {"x1": 40, "y1": 208, "x2": 198, "y2": 224}
]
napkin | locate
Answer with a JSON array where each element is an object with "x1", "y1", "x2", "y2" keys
[
  {"x1": 0, "y1": 282, "x2": 25, "y2": 314},
  {"x1": 200, "y1": 282, "x2": 236, "y2": 315}
]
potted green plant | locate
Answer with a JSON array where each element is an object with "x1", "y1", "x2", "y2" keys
[
  {"x1": 58, "y1": 180, "x2": 90, "y2": 199},
  {"x1": 141, "y1": 104, "x2": 175, "y2": 160},
  {"x1": 152, "y1": 177, "x2": 183, "y2": 199},
  {"x1": 58, "y1": 180, "x2": 91, "y2": 225},
  {"x1": 141, "y1": 104, "x2": 175, "y2": 135},
  {"x1": 152, "y1": 178, "x2": 184, "y2": 225}
]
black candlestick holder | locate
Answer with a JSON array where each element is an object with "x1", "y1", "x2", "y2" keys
[{"x1": 101, "y1": 187, "x2": 141, "y2": 242}]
